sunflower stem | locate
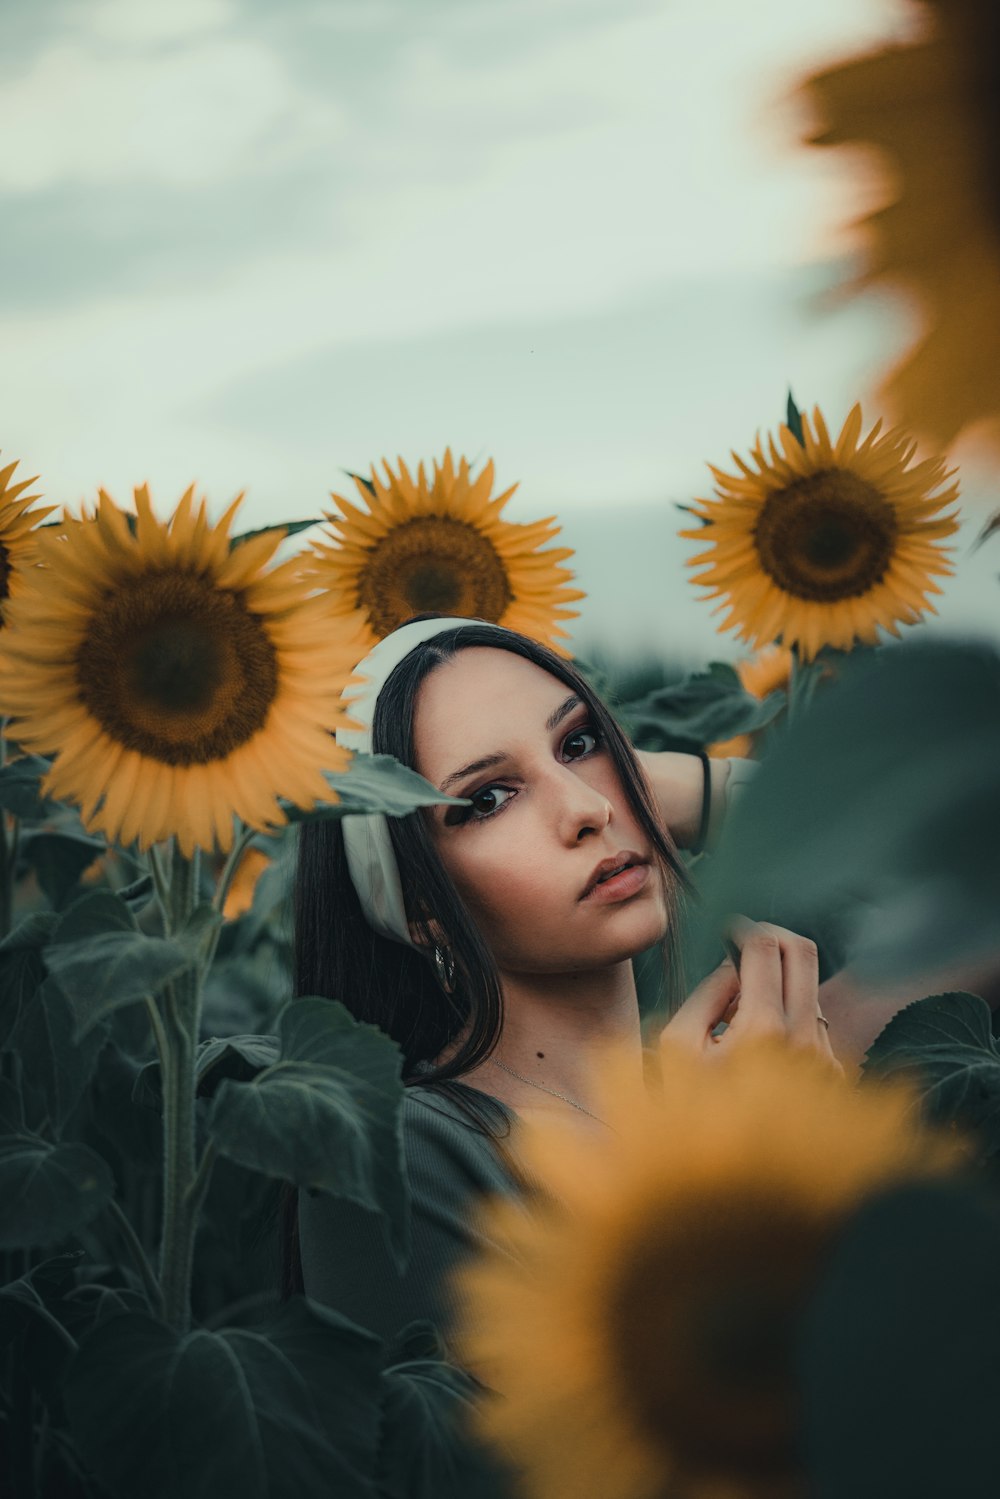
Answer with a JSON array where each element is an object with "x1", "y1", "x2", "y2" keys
[
  {"x1": 186, "y1": 1141, "x2": 218, "y2": 1220},
  {"x1": 143, "y1": 995, "x2": 169, "y2": 1079},
  {"x1": 212, "y1": 822, "x2": 257, "y2": 916},
  {"x1": 786, "y1": 647, "x2": 800, "y2": 725},
  {"x1": 148, "y1": 844, "x2": 172, "y2": 932},
  {"x1": 158, "y1": 840, "x2": 204, "y2": 1333},
  {"x1": 0, "y1": 814, "x2": 13, "y2": 942}
]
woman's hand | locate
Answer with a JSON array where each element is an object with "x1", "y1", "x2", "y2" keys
[{"x1": 659, "y1": 915, "x2": 843, "y2": 1074}]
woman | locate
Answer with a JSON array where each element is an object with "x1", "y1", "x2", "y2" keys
[{"x1": 289, "y1": 614, "x2": 839, "y2": 1360}]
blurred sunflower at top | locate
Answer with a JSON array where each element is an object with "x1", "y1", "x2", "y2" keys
[
  {"x1": 680, "y1": 401, "x2": 960, "y2": 662},
  {"x1": 797, "y1": 0, "x2": 1000, "y2": 453},
  {"x1": 0, "y1": 485, "x2": 363, "y2": 856},
  {"x1": 307, "y1": 448, "x2": 585, "y2": 652}
]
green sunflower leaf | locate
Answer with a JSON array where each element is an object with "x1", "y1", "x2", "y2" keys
[
  {"x1": 786, "y1": 388, "x2": 805, "y2": 444},
  {"x1": 862, "y1": 991, "x2": 1000, "y2": 1156},
  {"x1": 345, "y1": 470, "x2": 377, "y2": 496},
  {"x1": 378, "y1": 1350, "x2": 513, "y2": 1499},
  {"x1": 674, "y1": 501, "x2": 711, "y2": 526},
  {"x1": 0, "y1": 1135, "x2": 114, "y2": 1249},
  {"x1": 0, "y1": 753, "x2": 55, "y2": 820},
  {"x1": 117, "y1": 872, "x2": 155, "y2": 912},
  {"x1": 19, "y1": 822, "x2": 106, "y2": 909},
  {"x1": 284, "y1": 753, "x2": 468, "y2": 823},
  {"x1": 45, "y1": 891, "x2": 212, "y2": 1038},
  {"x1": 206, "y1": 996, "x2": 411, "y2": 1267},
  {"x1": 0, "y1": 1254, "x2": 80, "y2": 1358},
  {"x1": 0, "y1": 1076, "x2": 24, "y2": 1133},
  {"x1": 13, "y1": 976, "x2": 108, "y2": 1131},
  {"x1": 686, "y1": 638, "x2": 1000, "y2": 987},
  {"x1": 799, "y1": 1179, "x2": 1000, "y2": 1498},
  {"x1": 133, "y1": 1033, "x2": 281, "y2": 1110},
  {"x1": 63, "y1": 1300, "x2": 384, "y2": 1499},
  {"x1": 624, "y1": 663, "x2": 785, "y2": 750},
  {"x1": 970, "y1": 504, "x2": 1000, "y2": 554},
  {"x1": 229, "y1": 518, "x2": 321, "y2": 549},
  {"x1": 0, "y1": 911, "x2": 59, "y2": 1048}
]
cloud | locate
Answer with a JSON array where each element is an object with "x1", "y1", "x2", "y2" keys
[
  {"x1": 88, "y1": 0, "x2": 237, "y2": 45},
  {"x1": 0, "y1": 8, "x2": 341, "y2": 191}
]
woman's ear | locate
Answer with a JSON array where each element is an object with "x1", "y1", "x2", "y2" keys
[{"x1": 407, "y1": 917, "x2": 449, "y2": 952}]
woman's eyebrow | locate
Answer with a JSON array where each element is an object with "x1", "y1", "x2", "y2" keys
[{"x1": 437, "y1": 694, "x2": 582, "y2": 793}]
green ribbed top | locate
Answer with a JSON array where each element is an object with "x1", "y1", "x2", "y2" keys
[{"x1": 297, "y1": 1081, "x2": 526, "y2": 1358}]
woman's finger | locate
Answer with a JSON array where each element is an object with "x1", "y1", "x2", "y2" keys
[
  {"x1": 752, "y1": 920, "x2": 821, "y2": 1045},
  {"x1": 723, "y1": 915, "x2": 785, "y2": 1037},
  {"x1": 660, "y1": 957, "x2": 740, "y2": 1048}
]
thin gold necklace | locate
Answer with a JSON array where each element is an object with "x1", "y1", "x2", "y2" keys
[{"x1": 489, "y1": 1057, "x2": 614, "y2": 1130}]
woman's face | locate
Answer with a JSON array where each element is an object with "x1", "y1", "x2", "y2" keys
[{"x1": 412, "y1": 647, "x2": 670, "y2": 974}]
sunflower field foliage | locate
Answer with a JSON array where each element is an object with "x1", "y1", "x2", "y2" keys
[{"x1": 0, "y1": 412, "x2": 1000, "y2": 1499}]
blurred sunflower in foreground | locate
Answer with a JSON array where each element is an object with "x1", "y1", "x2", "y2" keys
[
  {"x1": 798, "y1": 0, "x2": 1000, "y2": 452},
  {"x1": 308, "y1": 448, "x2": 585, "y2": 652},
  {"x1": 449, "y1": 1040, "x2": 965, "y2": 1499},
  {"x1": 0, "y1": 485, "x2": 362, "y2": 856},
  {"x1": 680, "y1": 403, "x2": 959, "y2": 662},
  {"x1": 0, "y1": 457, "x2": 52, "y2": 608},
  {"x1": 708, "y1": 644, "x2": 794, "y2": 759}
]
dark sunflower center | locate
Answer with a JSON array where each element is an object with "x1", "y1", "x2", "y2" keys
[
  {"x1": 604, "y1": 1196, "x2": 824, "y2": 1487},
  {"x1": 75, "y1": 572, "x2": 279, "y2": 766},
  {"x1": 753, "y1": 469, "x2": 898, "y2": 602},
  {"x1": 358, "y1": 516, "x2": 512, "y2": 637}
]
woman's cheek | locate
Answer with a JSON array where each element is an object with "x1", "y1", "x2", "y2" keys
[{"x1": 448, "y1": 837, "x2": 565, "y2": 941}]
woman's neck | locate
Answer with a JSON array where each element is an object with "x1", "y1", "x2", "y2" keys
[{"x1": 440, "y1": 960, "x2": 645, "y2": 1122}]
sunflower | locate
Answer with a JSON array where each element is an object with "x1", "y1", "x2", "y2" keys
[
  {"x1": 308, "y1": 448, "x2": 585, "y2": 652},
  {"x1": 0, "y1": 485, "x2": 363, "y2": 856},
  {"x1": 708, "y1": 644, "x2": 795, "y2": 759},
  {"x1": 448, "y1": 1039, "x2": 965, "y2": 1499},
  {"x1": 679, "y1": 403, "x2": 960, "y2": 663},
  {"x1": 798, "y1": 1, "x2": 1000, "y2": 452},
  {"x1": 0, "y1": 457, "x2": 53, "y2": 609}
]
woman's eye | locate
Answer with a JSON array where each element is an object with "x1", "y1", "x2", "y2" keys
[
  {"x1": 453, "y1": 726, "x2": 600, "y2": 825},
  {"x1": 470, "y1": 785, "x2": 514, "y2": 818},
  {"x1": 563, "y1": 727, "x2": 599, "y2": 760}
]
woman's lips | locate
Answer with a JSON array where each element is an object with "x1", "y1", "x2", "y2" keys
[{"x1": 580, "y1": 861, "x2": 651, "y2": 903}]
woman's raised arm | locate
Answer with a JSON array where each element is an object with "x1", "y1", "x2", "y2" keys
[{"x1": 635, "y1": 748, "x2": 743, "y2": 850}]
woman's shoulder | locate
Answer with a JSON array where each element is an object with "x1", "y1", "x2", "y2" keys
[
  {"x1": 404, "y1": 1078, "x2": 510, "y2": 1123},
  {"x1": 402, "y1": 1081, "x2": 524, "y2": 1195}
]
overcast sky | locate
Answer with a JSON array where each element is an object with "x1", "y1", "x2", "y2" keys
[{"x1": 2, "y1": 0, "x2": 997, "y2": 663}]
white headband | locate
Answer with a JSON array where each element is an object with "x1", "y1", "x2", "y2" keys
[{"x1": 335, "y1": 616, "x2": 507, "y2": 946}]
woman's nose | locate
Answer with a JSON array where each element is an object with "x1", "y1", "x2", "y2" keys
[{"x1": 550, "y1": 764, "x2": 613, "y2": 843}]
